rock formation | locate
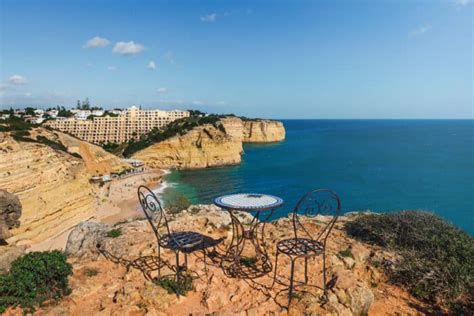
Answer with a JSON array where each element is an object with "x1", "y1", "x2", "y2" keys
[
  {"x1": 243, "y1": 120, "x2": 286, "y2": 142},
  {"x1": 133, "y1": 118, "x2": 285, "y2": 170},
  {"x1": 0, "y1": 128, "x2": 129, "y2": 246},
  {"x1": 39, "y1": 205, "x2": 425, "y2": 316},
  {"x1": 0, "y1": 189, "x2": 22, "y2": 240},
  {"x1": 132, "y1": 124, "x2": 243, "y2": 169},
  {"x1": 65, "y1": 221, "x2": 111, "y2": 260},
  {"x1": 220, "y1": 117, "x2": 286, "y2": 143}
]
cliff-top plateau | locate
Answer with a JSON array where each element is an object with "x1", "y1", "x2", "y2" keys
[{"x1": 2, "y1": 205, "x2": 435, "y2": 315}]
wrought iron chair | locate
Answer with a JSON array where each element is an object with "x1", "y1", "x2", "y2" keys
[
  {"x1": 137, "y1": 185, "x2": 205, "y2": 288},
  {"x1": 272, "y1": 189, "x2": 341, "y2": 307}
]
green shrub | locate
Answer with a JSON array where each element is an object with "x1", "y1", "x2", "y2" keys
[
  {"x1": 0, "y1": 251, "x2": 73, "y2": 313},
  {"x1": 12, "y1": 130, "x2": 30, "y2": 137},
  {"x1": 106, "y1": 228, "x2": 122, "y2": 238},
  {"x1": 155, "y1": 275, "x2": 194, "y2": 296},
  {"x1": 338, "y1": 248, "x2": 354, "y2": 258},
  {"x1": 164, "y1": 192, "x2": 191, "y2": 214},
  {"x1": 239, "y1": 256, "x2": 257, "y2": 267},
  {"x1": 345, "y1": 211, "x2": 474, "y2": 314},
  {"x1": 102, "y1": 142, "x2": 120, "y2": 153},
  {"x1": 0, "y1": 116, "x2": 32, "y2": 132}
]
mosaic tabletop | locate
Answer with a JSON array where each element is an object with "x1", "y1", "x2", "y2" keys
[{"x1": 214, "y1": 193, "x2": 284, "y2": 211}]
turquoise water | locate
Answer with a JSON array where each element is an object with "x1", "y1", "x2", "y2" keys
[{"x1": 165, "y1": 120, "x2": 474, "y2": 234}]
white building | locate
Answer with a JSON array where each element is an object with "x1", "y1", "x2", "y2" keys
[
  {"x1": 46, "y1": 109, "x2": 59, "y2": 118},
  {"x1": 74, "y1": 110, "x2": 92, "y2": 120},
  {"x1": 44, "y1": 106, "x2": 190, "y2": 144}
]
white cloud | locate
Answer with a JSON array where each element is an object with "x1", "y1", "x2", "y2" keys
[
  {"x1": 157, "y1": 87, "x2": 170, "y2": 93},
  {"x1": 191, "y1": 100, "x2": 204, "y2": 105},
  {"x1": 200, "y1": 13, "x2": 217, "y2": 22},
  {"x1": 107, "y1": 66, "x2": 117, "y2": 71},
  {"x1": 113, "y1": 41, "x2": 145, "y2": 55},
  {"x1": 8, "y1": 74, "x2": 28, "y2": 85},
  {"x1": 163, "y1": 50, "x2": 175, "y2": 64},
  {"x1": 84, "y1": 36, "x2": 110, "y2": 48},
  {"x1": 453, "y1": 0, "x2": 471, "y2": 6},
  {"x1": 409, "y1": 24, "x2": 431, "y2": 37},
  {"x1": 147, "y1": 60, "x2": 156, "y2": 70},
  {"x1": 216, "y1": 101, "x2": 227, "y2": 105}
]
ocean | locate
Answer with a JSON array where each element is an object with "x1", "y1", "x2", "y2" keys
[{"x1": 164, "y1": 120, "x2": 474, "y2": 234}]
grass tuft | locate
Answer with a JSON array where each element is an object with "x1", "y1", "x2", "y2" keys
[{"x1": 106, "y1": 228, "x2": 122, "y2": 238}]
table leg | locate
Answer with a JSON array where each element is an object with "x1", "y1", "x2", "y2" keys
[{"x1": 221, "y1": 209, "x2": 274, "y2": 278}]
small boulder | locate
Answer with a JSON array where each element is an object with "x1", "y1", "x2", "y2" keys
[
  {"x1": 0, "y1": 245, "x2": 25, "y2": 273},
  {"x1": 351, "y1": 243, "x2": 371, "y2": 263},
  {"x1": 66, "y1": 221, "x2": 110, "y2": 259},
  {"x1": 0, "y1": 189, "x2": 22, "y2": 241}
]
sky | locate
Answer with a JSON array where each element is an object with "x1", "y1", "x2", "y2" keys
[{"x1": 0, "y1": 0, "x2": 472, "y2": 119}]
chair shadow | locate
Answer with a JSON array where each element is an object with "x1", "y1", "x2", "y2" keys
[{"x1": 96, "y1": 244, "x2": 174, "y2": 281}]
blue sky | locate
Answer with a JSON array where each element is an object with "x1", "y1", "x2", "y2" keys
[{"x1": 0, "y1": 0, "x2": 472, "y2": 118}]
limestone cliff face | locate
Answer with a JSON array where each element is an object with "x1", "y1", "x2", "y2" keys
[
  {"x1": 242, "y1": 120, "x2": 285, "y2": 142},
  {"x1": 0, "y1": 128, "x2": 129, "y2": 246},
  {"x1": 133, "y1": 118, "x2": 285, "y2": 170},
  {"x1": 132, "y1": 124, "x2": 243, "y2": 169},
  {"x1": 220, "y1": 117, "x2": 285, "y2": 143}
]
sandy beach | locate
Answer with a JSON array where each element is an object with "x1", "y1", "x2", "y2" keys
[{"x1": 29, "y1": 169, "x2": 164, "y2": 252}]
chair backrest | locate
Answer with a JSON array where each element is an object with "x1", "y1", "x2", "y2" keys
[
  {"x1": 137, "y1": 185, "x2": 171, "y2": 242},
  {"x1": 291, "y1": 189, "x2": 341, "y2": 244}
]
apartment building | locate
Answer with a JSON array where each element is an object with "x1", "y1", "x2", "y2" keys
[{"x1": 44, "y1": 106, "x2": 189, "y2": 144}]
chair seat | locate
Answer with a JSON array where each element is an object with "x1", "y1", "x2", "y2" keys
[
  {"x1": 161, "y1": 231, "x2": 204, "y2": 250},
  {"x1": 277, "y1": 238, "x2": 323, "y2": 257}
]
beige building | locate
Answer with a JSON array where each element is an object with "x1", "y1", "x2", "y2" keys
[{"x1": 44, "y1": 106, "x2": 189, "y2": 144}]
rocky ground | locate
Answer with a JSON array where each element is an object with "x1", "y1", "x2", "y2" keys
[{"x1": 4, "y1": 205, "x2": 427, "y2": 315}]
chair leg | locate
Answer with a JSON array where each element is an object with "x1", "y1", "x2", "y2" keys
[
  {"x1": 175, "y1": 251, "x2": 180, "y2": 283},
  {"x1": 271, "y1": 249, "x2": 280, "y2": 288},
  {"x1": 288, "y1": 258, "x2": 296, "y2": 308},
  {"x1": 184, "y1": 252, "x2": 188, "y2": 271},
  {"x1": 203, "y1": 250, "x2": 208, "y2": 274},
  {"x1": 322, "y1": 250, "x2": 327, "y2": 298},
  {"x1": 304, "y1": 256, "x2": 308, "y2": 284},
  {"x1": 158, "y1": 244, "x2": 161, "y2": 277}
]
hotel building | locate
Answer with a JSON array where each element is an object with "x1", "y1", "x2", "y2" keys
[{"x1": 44, "y1": 106, "x2": 190, "y2": 144}]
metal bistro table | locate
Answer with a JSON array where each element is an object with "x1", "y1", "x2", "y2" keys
[{"x1": 214, "y1": 193, "x2": 284, "y2": 279}]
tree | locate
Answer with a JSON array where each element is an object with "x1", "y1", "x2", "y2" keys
[
  {"x1": 81, "y1": 98, "x2": 90, "y2": 110},
  {"x1": 76, "y1": 100, "x2": 81, "y2": 109},
  {"x1": 25, "y1": 107, "x2": 35, "y2": 116}
]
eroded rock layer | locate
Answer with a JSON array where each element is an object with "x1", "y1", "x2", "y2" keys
[
  {"x1": 0, "y1": 129, "x2": 129, "y2": 246},
  {"x1": 243, "y1": 120, "x2": 285, "y2": 142}
]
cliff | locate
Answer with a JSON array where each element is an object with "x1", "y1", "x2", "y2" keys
[
  {"x1": 133, "y1": 118, "x2": 285, "y2": 170},
  {"x1": 220, "y1": 117, "x2": 286, "y2": 143},
  {"x1": 132, "y1": 123, "x2": 243, "y2": 169},
  {"x1": 0, "y1": 128, "x2": 129, "y2": 246},
  {"x1": 243, "y1": 120, "x2": 286, "y2": 142}
]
